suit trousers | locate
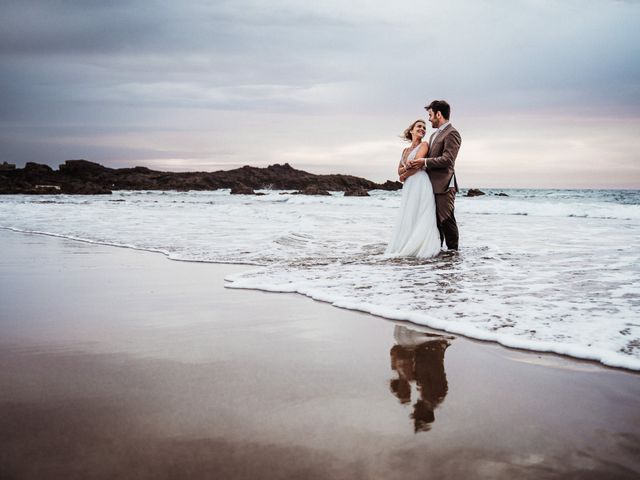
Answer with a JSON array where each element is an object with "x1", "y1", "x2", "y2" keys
[{"x1": 435, "y1": 189, "x2": 458, "y2": 250}]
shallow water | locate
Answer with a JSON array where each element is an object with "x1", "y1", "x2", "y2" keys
[{"x1": 1, "y1": 188, "x2": 639, "y2": 369}]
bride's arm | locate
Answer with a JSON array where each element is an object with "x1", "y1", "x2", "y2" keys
[
  {"x1": 397, "y1": 154, "x2": 405, "y2": 177},
  {"x1": 397, "y1": 148, "x2": 410, "y2": 177}
]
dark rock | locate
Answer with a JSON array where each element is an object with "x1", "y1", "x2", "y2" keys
[
  {"x1": 24, "y1": 162, "x2": 53, "y2": 174},
  {"x1": 293, "y1": 186, "x2": 331, "y2": 196},
  {"x1": 62, "y1": 182, "x2": 111, "y2": 195},
  {"x1": 59, "y1": 160, "x2": 111, "y2": 178},
  {"x1": 378, "y1": 180, "x2": 403, "y2": 191},
  {"x1": 0, "y1": 162, "x2": 16, "y2": 170},
  {"x1": 307, "y1": 186, "x2": 331, "y2": 195},
  {"x1": 344, "y1": 187, "x2": 370, "y2": 197},
  {"x1": 230, "y1": 184, "x2": 255, "y2": 195},
  {"x1": 466, "y1": 188, "x2": 486, "y2": 197},
  {"x1": 120, "y1": 166, "x2": 154, "y2": 174},
  {"x1": 0, "y1": 160, "x2": 403, "y2": 195},
  {"x1": 495, "y1": 192, "x2": 509, "y2": 197}
]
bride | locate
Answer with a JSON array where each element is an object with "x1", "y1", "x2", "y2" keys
[{"x1": 385, "y1": 119, "x2": 441, "y2": 258}]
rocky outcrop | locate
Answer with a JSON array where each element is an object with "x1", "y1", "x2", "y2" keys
[
  {"x1": 293, "y1": 186, "x2": 331, "y2": 196},
  {"x1": 465, "y1": 188, "x2": 486, "y2": 197},
  {"x1": 379, "y1": 180, "x2": 402, "y2": 190},
  {"x1": 0, "y1": 161, "x2": 110, "y2": 194},
  {"x1": 0, "y1": 160, "x2": 402, "y2": 195},
  {"x1": 344, "y1": 187, "x2": 370, "y2": 197},
  {"x1": 230, "y1": 184, "x2": 256, "y2": 195}
]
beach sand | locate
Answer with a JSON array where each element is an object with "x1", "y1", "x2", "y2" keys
[{"x1": 1, "y1": 229, "x2": 639, "y2": 479}]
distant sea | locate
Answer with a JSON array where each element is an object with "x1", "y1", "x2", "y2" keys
[{"x1": 1, "y1": 188, "x2": 639, "y2": 370}]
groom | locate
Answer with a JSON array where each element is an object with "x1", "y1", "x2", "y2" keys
[{"x1": 404, "y1": 100, "x2": 461, "y2": 251}]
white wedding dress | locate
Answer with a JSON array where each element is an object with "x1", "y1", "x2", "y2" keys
[{"x1": 385, "y1": 144, "x2": 441, "y2": 258}]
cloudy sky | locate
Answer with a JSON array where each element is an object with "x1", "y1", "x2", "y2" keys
[{"x1": 1, "y1": 0, "x2": 639, "y2": 187}]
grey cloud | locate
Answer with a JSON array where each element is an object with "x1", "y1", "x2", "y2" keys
[
  {"x1": 0, "y1": 0, "x2": 367, "y2": 116},
  {"x1": 0, "y1": 0, "x2": 362, "y2": 56},
  {"x1": 1, "y1": 0, "x2": 639, "y2": 176},
  {"x1": 0, "y1": 132, "x2": 199, "y2": 168},
  {"x1": 0, "y1": 0, "x2": 163, "y2": 55}
]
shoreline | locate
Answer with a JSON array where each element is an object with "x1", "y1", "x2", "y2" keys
[
  {"x1": 5, "y1": 225, "x2": 638, "y2": 372},
  {"x1": 227, "y1": 279, "x2": 639, "y2": 374},
  {"x1": 226, "y1": 274, "x2": 640, "y2": 373}
]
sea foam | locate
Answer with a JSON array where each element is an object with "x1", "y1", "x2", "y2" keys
[{"x1": 1, "y1": 189, "x2": 639, "y2": 370}]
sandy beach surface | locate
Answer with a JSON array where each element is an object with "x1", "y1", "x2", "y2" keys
[{"x1": 1, "y1": 229, "x2": 639, "y2": 479}]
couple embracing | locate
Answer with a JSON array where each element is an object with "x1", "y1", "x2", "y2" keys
[{"x1": 385, "y1": 100, "x2": 461, "y2": 258}]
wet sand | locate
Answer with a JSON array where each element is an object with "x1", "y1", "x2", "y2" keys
[{"x1": 1, "y1": 229, "x2": 639, "y2": 479}]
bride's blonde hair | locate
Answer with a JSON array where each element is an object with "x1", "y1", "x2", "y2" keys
[{"x1": 402, "y1": 119, "x2": 426, "y2": 142}]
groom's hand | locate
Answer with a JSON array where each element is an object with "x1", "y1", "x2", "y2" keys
[
  {"x1": 400, "y1": 167, "x2": 420, "y2": 182},
  {"x1": 406, "y1": 158, "x2": 425, "y2": 170}
]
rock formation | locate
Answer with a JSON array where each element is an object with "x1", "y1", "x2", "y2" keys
[
  {"x1": 230, "y1": 184, "x2": 256, "y2": 195},
  {"x1": 292, "y1": 186, "x2": 331, "y2": 196},
  {"x1": 0, "y1": 160, "x2": 403, "y2": 195},
  {"x1": 465, "y1": 188, "x2": 486, "y2": 197},
  {"x1": 344, "y1": 187, "x2": 370, "y2": 197}
]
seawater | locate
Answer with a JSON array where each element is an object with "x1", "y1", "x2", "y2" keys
[{"x1": 1, "y1": 188, "x2": 639, "y2": 370}]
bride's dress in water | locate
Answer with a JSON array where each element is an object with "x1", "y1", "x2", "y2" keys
[{"x1": 385, "y1": 145, "x2": 441, "y2": 258}]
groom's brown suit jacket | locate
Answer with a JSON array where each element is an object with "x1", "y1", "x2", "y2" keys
[{"x1": 425, "y1": 124, "x2": 461, "y2": 194}]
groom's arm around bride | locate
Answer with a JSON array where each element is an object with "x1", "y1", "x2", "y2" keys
[{"x1": 407, "y1": 100, "x2": 461, "y2": 250}]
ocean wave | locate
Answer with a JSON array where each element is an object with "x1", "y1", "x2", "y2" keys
[
  {"x1": 1, "y1": 189, "x2": 639, "y2": 371},
  {"x1": 225, "y1": 254, "x2": 640, "y2": 371}
]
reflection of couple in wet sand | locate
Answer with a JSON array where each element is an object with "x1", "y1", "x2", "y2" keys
[{"x1": 389, "y1": 325, "x2": 450, "y2": 433}]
